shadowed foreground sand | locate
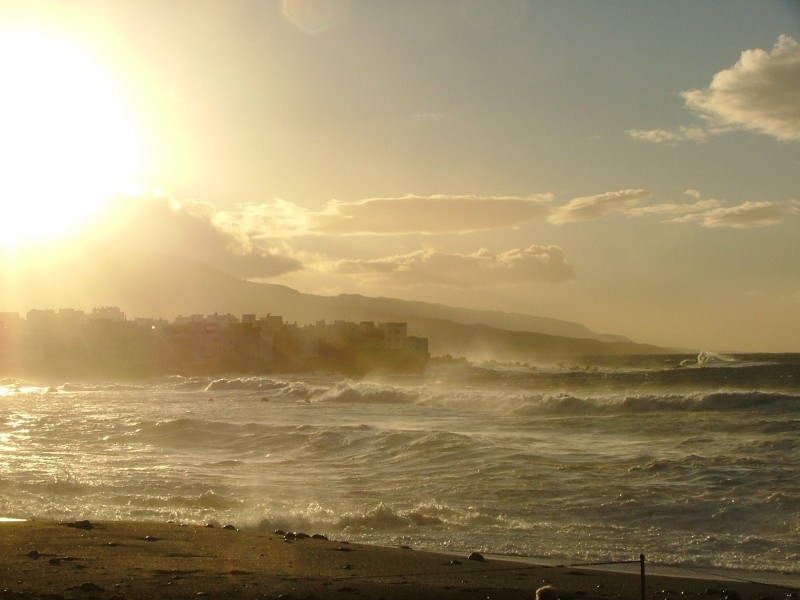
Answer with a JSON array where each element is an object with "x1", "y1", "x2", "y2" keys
[{"x1": 0, "y1": 521, "x2": 793, "y2": 600}]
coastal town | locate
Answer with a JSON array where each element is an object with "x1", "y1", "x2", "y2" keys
[{"x1": 0, "y1": 307, "x2": 429, "y2": 377}]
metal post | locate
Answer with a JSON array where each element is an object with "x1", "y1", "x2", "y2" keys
[{"x1": 640, "y1": 554, "x2": 646, "y2": 600}]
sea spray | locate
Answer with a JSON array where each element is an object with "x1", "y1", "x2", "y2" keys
[{"x1": 1, "y1": 355, "x2": 799, "y2": 574}]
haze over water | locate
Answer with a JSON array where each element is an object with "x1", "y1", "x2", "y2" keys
[{"x1": 2, "y1": 354, "x2": 798, "y2": 579}]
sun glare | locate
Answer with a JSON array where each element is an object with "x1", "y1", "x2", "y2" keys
[{"x1": 0, "y1": 26, "x2": 145, "y2": 247}]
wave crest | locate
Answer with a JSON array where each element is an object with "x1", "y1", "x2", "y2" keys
[{"x1": 311, "y1": 382, "x2": 418, "y2": 404}]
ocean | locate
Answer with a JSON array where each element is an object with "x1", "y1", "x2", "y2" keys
[{"x1": 1, "y1": 352, "x2": 798, "y2": 581}]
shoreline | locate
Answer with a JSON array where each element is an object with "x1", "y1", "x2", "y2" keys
[{"x1": 1, "y1": 520, "x2": 795, "y2": 600}]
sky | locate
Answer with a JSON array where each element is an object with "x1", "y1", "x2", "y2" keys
[{"x1": 0, "y1": 0, "x2": 799, "y2": 352}]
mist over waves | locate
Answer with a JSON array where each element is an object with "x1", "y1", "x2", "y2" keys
[{"x1": 1, "y1": 353, "x2": 798, "y2": 575}]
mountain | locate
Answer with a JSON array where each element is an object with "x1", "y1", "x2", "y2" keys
[
  {"x1": 0, "y1": 244, "x2": 670, "y2": 361},
  {"x1": 321, "y1": 293, "x2": 632, "y2": 343}
]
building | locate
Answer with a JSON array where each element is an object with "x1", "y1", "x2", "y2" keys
[{"x1": 0, "y1": 308, "x2": 429, "y2": 377}]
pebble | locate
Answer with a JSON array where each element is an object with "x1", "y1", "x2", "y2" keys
[{"x1": 468, "y1": 551, "x2": 485, "y2": 562}]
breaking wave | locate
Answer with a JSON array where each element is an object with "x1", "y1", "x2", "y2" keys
[{"x1": 2, "y1": 359, "x2": 799, "y2": 575}]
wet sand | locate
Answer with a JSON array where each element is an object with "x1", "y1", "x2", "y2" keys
[{"x1": 0, "y1": 520, "x2": 793, "y2": 599}]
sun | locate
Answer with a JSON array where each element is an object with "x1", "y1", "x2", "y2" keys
[{"x1": 0, "y1": 25, "x2": 146, "y2": 247}]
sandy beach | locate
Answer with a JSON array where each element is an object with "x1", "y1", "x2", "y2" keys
[{"x1": 0, "y1": 520, "x2": 793, "y2": 600}]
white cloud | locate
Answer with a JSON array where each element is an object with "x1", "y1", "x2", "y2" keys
[
  {"x1": 332, "y1": 245, "x2": 574, "y2": 287},
  {"x1": 629, "y1": 198, "x2": 723, "y2": 218},
  {"x1": 626, "y1": 126, "x2": 708, "y2": 144},
  {"x1": 541, "y1": 188, "x2": 797, "y2": 230},
  {"x1": 314, "y1": 194, "x2": 554, "y2": 234},
  {"x1": 546, "y1": 189, "x2": 793, "y2": 229},
  {"x1": 683, "y1": 35, "x2": 800, "y2": 141},
  {"x1": 629, "y1": 35, "x2": 800, "y2": 143},
  {"x1": 672, "y1": 201, "x2": 786, "y2": 228},
  {"x1": 547, "y1": 189, "x2": 650, "y2": 224}
]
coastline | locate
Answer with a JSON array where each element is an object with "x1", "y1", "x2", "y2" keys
[{"x1": 1, "y1": 520, "x2": 794, "y2": 600}]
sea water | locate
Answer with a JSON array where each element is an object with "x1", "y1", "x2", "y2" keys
[{"x1": 1, "y1": 353, "x2": 798, "y2": 579}]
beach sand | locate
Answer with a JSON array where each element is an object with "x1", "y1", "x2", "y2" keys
[{"x1": 0, "y1": 520, "x2": 793, "y2": 600}]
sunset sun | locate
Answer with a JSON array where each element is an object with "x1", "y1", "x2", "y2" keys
[{"x1": 0, "y1": 26, "x2": 145, "y2": 246}]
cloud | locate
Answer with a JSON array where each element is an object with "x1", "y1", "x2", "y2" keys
[
  {"x1": 629, "y1": 198, "x2": 723, "y2": 218},
  {"x1": 202, "y1": 194, "x2": 554, "y2": 238},
  {"x1": 314, "y1": 194, "x2": 554, "y2": 234},
  {"x1": 671, "y1": 201, "x2": 786, "y2": 228},
  {"x1": 626, "y1": 127, "x2": 709, "y2": 144},
  {"x1": 543, "y1": 188, "x2": 793, "y2": 229},
  {"x1": 332, "y1": 245, "x2": 574, "y2": 287},
  {"x1": 683, "y1": 35, "x2": 800, "y2": 141},
  {"x1": 629, "y1": 35, "x2": 800, "y2": 143},
  {"x1": 625, "y1": 189, "x2": 795, "y2": 228},
  {"x1": 215, "y1": 198, "x2": 314, "y2": 240},
  {"x1": 410, "y1": 112, "x2": 452, "y2": 122},
  {"x1": 547, "y1": 189, "x2": 650, "y2": 224},
  {"x1": 93, "y1": 194, "x2": 304, "y2": 278}
]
